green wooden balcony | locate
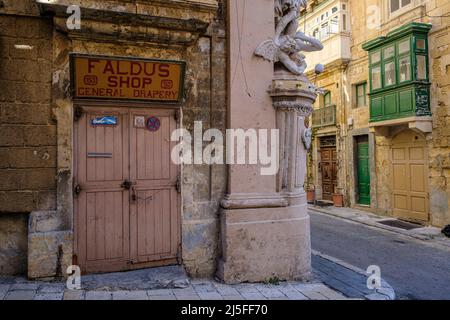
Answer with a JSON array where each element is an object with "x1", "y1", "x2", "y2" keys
[{"x1": 363, "y1": 23, "x2": 432, "y2": 123}]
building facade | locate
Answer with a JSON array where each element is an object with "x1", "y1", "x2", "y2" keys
[
  {"x1": 305, "y1": 0, "x2": 450, "y2": 227},
  {"x1": 0, "y1": 0, "x2": 227, "y2": 278}
]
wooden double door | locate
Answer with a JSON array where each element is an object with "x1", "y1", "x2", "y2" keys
[
  {"x1": 74, "y1": 106, "x2": 180, "y2": 274},
  {"x1": 320, "y1": 146, "x2": 337, "y2": 201}
]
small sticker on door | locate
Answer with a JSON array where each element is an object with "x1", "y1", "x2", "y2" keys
[
  {"x1": 91, "y1": 116, "x2": 118, "y2": 126},
  {"x1": 134, "y1": 116, "x2": 146, "y2": 128},
  {"x1": 146, "y1": 116, "x2": 161, "y2": 132}
]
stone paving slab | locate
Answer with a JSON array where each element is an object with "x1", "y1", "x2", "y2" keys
[
  {"x1": 0, "y1": 276, "x2": 355, "y2": 301},
  {"x1": 81, "y1": 265, "x2": 190, "y2": 291},
  {"x1": 112, "y1": 291, "x2": 148, "y2": 300},
  {"x1": 85, "y1": 291, "x2": 113, "y2": 300},
  {"x1": 34, "y1": 293, "x2": 64, "y2": 300},
  {"x1": 0, "y1": 256, "x2": 377, "y2": 301},
  {"x1": 5, "y1": 290, "x2": 36, "y2": 300}
]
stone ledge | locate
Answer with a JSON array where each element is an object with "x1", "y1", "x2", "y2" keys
[
  {"x1": 369, "y1": 116, "x2": 433, "y2": 134},
  {"x1": 28, "y1": 211, "x2": 61, "y2": 233}
]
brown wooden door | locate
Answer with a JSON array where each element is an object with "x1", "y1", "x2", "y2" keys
[
  {"x1": 320, "y1": 147, "x2": 337, "y2": 201},
  {"x1": 75, "y1": 106, "x2": 180, "y2": 274},
  {"x1": 129, "y1": 109, "x2": 180, "y2": 266}
]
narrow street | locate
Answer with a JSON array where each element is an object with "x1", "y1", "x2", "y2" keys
[{"x1": 310, "y1": 211, "x2": 450, "y2": 300}]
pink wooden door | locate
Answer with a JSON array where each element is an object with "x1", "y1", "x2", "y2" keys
[
  {"x1": 129, "y1": 109, "x2": 180, "y2": 266},
  {"x1": 74, "y1": 107, "x2": 130, "y2": 274}
]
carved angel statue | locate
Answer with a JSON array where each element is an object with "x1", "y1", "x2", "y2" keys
[{"x1": 255, "y1": 0, "x2": 323, "y2": 76}]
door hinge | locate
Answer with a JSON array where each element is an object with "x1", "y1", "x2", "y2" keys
[
  {"x1": 176, "y1": 245, "x2": 182, "y2": 264},
  {"x1": 174, "y1": 109, "x2": 181, "y2": 123},
  {"x1": 176, "y1": 175, "x2": 181, "y2": 193},
  {"x1": 74, "y1": 106, "x2": 83, "y2": 121}
]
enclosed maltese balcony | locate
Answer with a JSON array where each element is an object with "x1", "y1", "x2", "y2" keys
[{"x1": 301, "y1": 0, "x2": 351, "y2": 72}]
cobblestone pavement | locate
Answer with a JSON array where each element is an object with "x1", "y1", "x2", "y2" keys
[{"x1": 0, "y1": 278, "x2": 349, "y2": 300}]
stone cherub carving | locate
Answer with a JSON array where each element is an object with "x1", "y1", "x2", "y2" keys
[{"x1": 255, "y1": 0, "x2": 324, "y2": 76}]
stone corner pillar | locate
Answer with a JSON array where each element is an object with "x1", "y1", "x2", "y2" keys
[{"x1": 217, "y1": 0, "x2": 315, "y2": 284}]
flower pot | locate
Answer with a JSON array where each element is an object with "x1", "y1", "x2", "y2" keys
[
  {"x1": 333, "y1": 193, "x2": 344, "y2": 207},
  {"x1": 307, "y1": 190, "x2": 315, "y2": 204}
]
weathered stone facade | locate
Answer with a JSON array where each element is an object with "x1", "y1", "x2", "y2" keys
[
  {"x1": 0, "y1": 0, "x2": 226, "y2": 278},
  {"x1": 306, "y1": 0, "x2": 450, "y2": 227}
]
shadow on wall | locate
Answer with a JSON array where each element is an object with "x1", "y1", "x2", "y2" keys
[{"x1": 0, "y1": 213, "x2": 28, "y2": 276}]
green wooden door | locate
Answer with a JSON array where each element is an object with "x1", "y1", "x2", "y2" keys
[{"x1": 357, "y1": 141, "x2": 371, "y2": 205}]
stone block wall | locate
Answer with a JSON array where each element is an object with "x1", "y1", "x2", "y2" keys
[
  {"x1": 0, "y1": 14, "x2": 55, "y2": 213},
  {"x1": 0, "y1": 5, "x2": 56, "y2": 275}
]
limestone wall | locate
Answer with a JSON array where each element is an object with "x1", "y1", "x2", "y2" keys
[{"x1": 0, "y1": 13, "x2": 56, "y2": 215}]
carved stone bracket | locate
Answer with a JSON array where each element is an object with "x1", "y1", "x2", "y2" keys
[{"x1": 269, "y1": 79, "x2": 317, "y2": 117}]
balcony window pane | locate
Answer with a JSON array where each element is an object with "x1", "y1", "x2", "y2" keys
[
  {"x1": 321, "y1": 22, "x2": 329, "y2": 39},
  {"x1": 372, "y1": 66, "x2": 381, "y2": 90},
  {"x1": 384, "y1": 46, "x2": 395, "y2": 59},
  {"x1": 384, "y1": 62, "x2": 396, "y2": 86},
  {"x1": 417, "y1": 55, "x2": 427, "y2": 80},
  {"x1": 416, "y1": 38, "x2": 426, "y2": 50},
  {"x1": 342, "y1": 14, "x2": 347, "y2": 31},
  {"x1": 330, "y1": 16, "x2": 339, "y2": 34},
  {"x1": 324, "y1": 92, "x2": 332, "y2": 106},
  {"x1": 399, "y1": 56, "x2": 411, "y2": 82},
  {"x1": 371, "y1": 51, "x2": 381, "y2": 64},
  {"x1": 398, "y1": 39, "x2": 410, "y2": 55}
]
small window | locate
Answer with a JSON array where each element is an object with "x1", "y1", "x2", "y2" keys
[
  {"x1": 356, "y1": 83, "x2": 367, "y2": 108},
  {"x1": 332, "y1": 6, "x2": 338, "y2": 14},
  {"x1": 371, "y1": 66, "x2": 382, "y2": 90},
  {"x1": 390, "y1": 0, "x2": 412, "y2": 14}
]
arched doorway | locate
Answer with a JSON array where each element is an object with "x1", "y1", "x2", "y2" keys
[{"x1": 391, "y1": 129, "x2": 429, "y2": 223}]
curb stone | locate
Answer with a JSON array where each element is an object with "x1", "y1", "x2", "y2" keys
[{"x1": 312, "y1": 250, "x2": 396, "y2": 300}]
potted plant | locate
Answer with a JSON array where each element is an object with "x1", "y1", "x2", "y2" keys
[
  {"x1": 307, "y1": 184, "x2": 315, "y2": 204},
  {"x1": 333, "y1": 187, "x2": 344, "y2": 207}
]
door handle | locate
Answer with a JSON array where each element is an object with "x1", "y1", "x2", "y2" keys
[{"x1": 121, "y1": 180, "x2": 133, "y2": 190}]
